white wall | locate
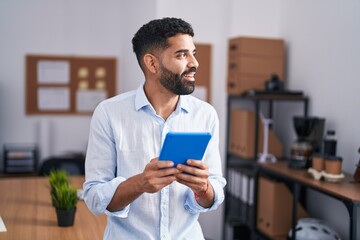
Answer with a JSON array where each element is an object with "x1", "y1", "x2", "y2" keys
[
  {"x1": 0, "y1": 1, "x2": 227, "y2": 239},
  {"x1": 230, "y1": 1, "x2": 360, "y2": 239},
  {"x1": 117, "y1": 1, "x2": 157, "y2": 93},
  {"x1": 1, "y1": 0, "x2": 359, "y2": 239},
  {"x1": 0, "y1": 0, "x2": 156, "y2": 163},
  {"x1": 279, "y1": 0, "x2": 360, "y2": 173},
  {"x1": 278, "y1": 1, "x2": 360, "y2": 239},
  {"x1": 229, "y1": 0, "x2": 283, "y2": 37}
]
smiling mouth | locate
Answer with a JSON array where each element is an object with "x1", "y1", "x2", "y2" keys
[{"x1": 183, "y1": 72, "x2": 196, "y2": 81}]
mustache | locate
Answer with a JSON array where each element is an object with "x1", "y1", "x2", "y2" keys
[{"x1": 182, "y1": 67, "x2": 197, "y2": 76}]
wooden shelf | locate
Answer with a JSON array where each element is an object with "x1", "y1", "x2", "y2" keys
[{"x1": 259, "y1": 161, "x2": 360, "y2": 203}]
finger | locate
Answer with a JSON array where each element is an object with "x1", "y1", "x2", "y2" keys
[
  {"x1": 158, "y1": 167, "x2": 181, "y2": 177},
  {"x1": 157, "y1": 160, "x2": 175, "y2": 169},
  {"x1": 177, "y1": 164, "x2": 208, "y2": 178},
  {"x1": 146, "y1": 175, "x2": 177, "y2": 193},
  {"x1": 186, "y1": 159, "x2": 207, "y2": 169},
  {"x1": 145, "y1": 158, "x2": 160, "y2": 171},
  {"x1": 175, "y1": 172, "x2": 197, "y2": 182},
  {"x1": 154, "y1": 174, "x2": 177, "y2": 185},
  {"x1": 175, "y1": 177, "x2": 204, "y2": 192},
  {"x1": 150, "y1": 157, "x2": 158, "y2": 163},
  {"x1": 175, "y1": 172, "x2": 209, "y2": 192},
  {"x1": 175, "y1": 178, "x2": 194, "y2": 188}
]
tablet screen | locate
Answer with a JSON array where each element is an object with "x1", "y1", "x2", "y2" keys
[{"x1": 159, "y1": 132, "x2": 211, "y2": 166}]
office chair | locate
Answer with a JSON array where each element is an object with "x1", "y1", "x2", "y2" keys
[{"x1": 38, "y1": 154, "x2": 85, "y2": 176}]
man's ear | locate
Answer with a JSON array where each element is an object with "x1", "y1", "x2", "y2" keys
[{"x1": 143, "y1": 54, "x2": 158, "y2": 74}]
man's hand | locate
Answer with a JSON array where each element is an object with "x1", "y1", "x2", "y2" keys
[
  {"x1": 175, "y1": 160, "x2": 214, "y2": 208},
  {"x1": 140, "y1": 158, "x2": 181, "y2": 193},
  {"x1": 107, "y1": 158, "x2": 180, "y2": 212}
]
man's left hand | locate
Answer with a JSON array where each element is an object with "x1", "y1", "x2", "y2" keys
[{"x1": 175, "y1": 160, "x2": 214, "y2": 207}]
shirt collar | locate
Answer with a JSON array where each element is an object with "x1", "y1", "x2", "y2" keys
[
  {"x1": 135, "y1": 85, "x2": 150, "y2": 111},
  {"x1": 178, "y1": 95, "x2": 190, "y2": 113},
  {"x1": 134, "y1": 84, "x2": 190, "y2": 114}
]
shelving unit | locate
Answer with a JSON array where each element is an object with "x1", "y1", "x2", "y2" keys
[
  {"x1": 223, "y1": 92, "x2": 308, "y2": 240},
  {"x1": 258, "y1": 161, "x2": 360, "y2": 240},
  {"x1": 3, "y1": 143, "x2": 38, "y2": 174}
]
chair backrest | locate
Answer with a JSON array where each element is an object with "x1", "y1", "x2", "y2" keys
[{"x1": 38, "y1": 154, "x2": 85, "y2": 176}]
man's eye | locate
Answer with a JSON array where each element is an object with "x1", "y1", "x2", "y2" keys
[{"x1": 177, "y1": 52, "x2": 187, "y2": 58}]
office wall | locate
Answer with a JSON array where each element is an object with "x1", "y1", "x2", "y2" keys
[
  {"x1": 279, "y1": 0, "x2": 360, "y2": 173},
  {"x1": 0, "y1": 0, "x2": 155, "y2": 164},
  {"x1": 227, "y1": 0, "x2": 359, "y2": 238},
  {"x1": 228, "y1": 0, "x2": 283, "y2": 37},
  {"x1": 0, "y1": 0, "x2": 227, "y2": 239},
  {"x1": 1, "y1": 0, "x2": 359, "y2": 239},
  {"x1": 279, "y1": 1, "x2": 360, "y2": 239},
  {"x1": 230, "y1": 1, "x2": 360, "y2": 239}
]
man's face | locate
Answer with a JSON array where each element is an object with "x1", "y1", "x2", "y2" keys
[{"x1": 158, "y1": 34, "x2": 199, "y2": 95}]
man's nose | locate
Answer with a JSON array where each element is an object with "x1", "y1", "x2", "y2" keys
[{"x1": 188, "y1": 54, "x2": 199, "y2": 69}]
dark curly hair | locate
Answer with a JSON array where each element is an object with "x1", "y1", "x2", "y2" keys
[{"x1": 132, "y1": 17, "x2": 194, "y2": 68}]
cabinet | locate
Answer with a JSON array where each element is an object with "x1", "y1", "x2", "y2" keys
[{"x1": 223, "y1": 93, "x2": 308, "y2": 240}]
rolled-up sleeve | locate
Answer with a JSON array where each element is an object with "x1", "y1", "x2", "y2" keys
[
  {"x1": 183, "y1": 177, "x2": 226, "y2": 214},
  {"x1": 84, "y1": 177, "x2": 130, "y2": 217},
  {"x1": 83, "y1": 104, "x2": 130, "y2": 218}
]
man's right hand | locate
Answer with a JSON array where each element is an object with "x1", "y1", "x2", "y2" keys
[
  {"x1": 140, "y1": 158, "x2": 180, "y2": 193},
  {"x1": 107, "y1": 157, "x2": 180, "y2": 212}
]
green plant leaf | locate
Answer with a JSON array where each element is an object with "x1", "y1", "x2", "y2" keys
[
  {"x1": 51, "y1": 183, "x2": 78, "y2": 210},
  {"x1": 48, "y1": 169, "x2": 77, "y2": 210}
]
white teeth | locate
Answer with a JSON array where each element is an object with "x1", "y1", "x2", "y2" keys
[{"x1": 184, "y1": 72, "x2": 196, "y2": 78}]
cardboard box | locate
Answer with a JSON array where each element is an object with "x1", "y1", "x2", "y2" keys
[
  {"x1": 194, "y1": 43, "x2": 211, "y2": 103},
  {"x1": 257, "y1": 177, "x2": 308, "y2": 238},
  {"x1": 227, "y1": 37, "x2": 285, "y2": 95},
  {"x1": 227, "y1": 73, "x2": 268, "y2": 96},
  {"x1": 229, "y1": 109, "x2": 283, "y2": 159},
  {"x1": 229, "y1": 37, "x2": 285, "y2": 57}
]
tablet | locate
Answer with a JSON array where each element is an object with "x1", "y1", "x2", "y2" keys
[{"x1": 159, "y1": 132, "x2": 211, "y2": 166}]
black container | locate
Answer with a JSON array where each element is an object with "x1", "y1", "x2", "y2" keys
[
  {"x1": 323, "y1": 130, "x2": 337, "y2": 156},
  {"x1": 56, "y1": 208, "x2": 76, "y2": 227},
  {"x1": 293, "y1": 116, "x2": 318, "y2": 139}
]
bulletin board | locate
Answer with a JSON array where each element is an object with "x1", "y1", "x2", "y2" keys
[
  {"x1": 193, "y1": 44, "x2": 212, "y2": 103},
  {"x1": 26, "y1": 54, "x2": 117, "y2": 115}
]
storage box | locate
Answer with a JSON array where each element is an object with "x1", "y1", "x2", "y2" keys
[
  {"x1": 229, "y1": 109, "x2": 283, "y2": 159},
  {"x1": 227, "y1": 37, "x2": 285, "y2": 95},
  {"x1": 3, "y1": 143, "x2": 38, "y2": 173},
  {"x1": 228, "y1": 37, "x2": 285, "y2": 57},
  {"x1": 257, "y1": 177, "x2": 308, "y2": 238}
]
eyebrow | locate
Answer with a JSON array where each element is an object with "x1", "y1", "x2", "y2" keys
[{"x1": 174, "y1": 48, "x2": 197, "y2": 54}]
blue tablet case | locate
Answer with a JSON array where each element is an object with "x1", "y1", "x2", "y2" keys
[{"x1": 159, "y1": 132, "x2": 212, "y2": 166}]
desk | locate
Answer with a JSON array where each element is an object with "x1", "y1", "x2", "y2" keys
[
  {"x1": 258, "y1": 161, "x2": 360, "y2": 240},
  {"x1": 0, "y1": 176, "x2": 107, "y2": 240}
]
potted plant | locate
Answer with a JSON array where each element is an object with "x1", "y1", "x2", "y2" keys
[
  {"x1": 48, "y1": 169, "x2": 78, "y2": 227},
  {"x1": 48, "y1": 169, "x2": 69, "y2": 206},
  {"x1": 49, "y1": 169, "x2": 69, "y2": 187}
]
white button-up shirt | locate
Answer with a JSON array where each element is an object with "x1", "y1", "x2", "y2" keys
[{"x1": 84, "y1": 85, "x2": 226, "y2": 240}]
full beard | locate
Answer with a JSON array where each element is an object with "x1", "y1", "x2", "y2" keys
[{"x1": 159, "y1": 64, "x2": 196, "y2": 95}]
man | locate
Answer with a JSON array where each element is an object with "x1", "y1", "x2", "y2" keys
[{"x1": 84, "y1": 17, "x2": 226, "y2": 240}]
